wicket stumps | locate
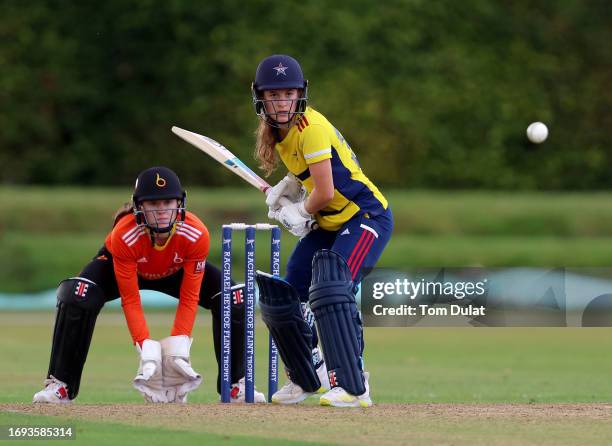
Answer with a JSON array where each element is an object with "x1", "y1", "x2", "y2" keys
[{"x1": 221, "y1": 223, "x2": 280, "y2": 403}]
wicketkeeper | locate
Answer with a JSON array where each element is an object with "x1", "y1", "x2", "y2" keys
[{"x1": 33, "y1": 166, "x2": 265, "y2": 403}]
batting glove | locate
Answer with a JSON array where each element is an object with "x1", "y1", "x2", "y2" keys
[
  {"x1": 271, "y1": 201, "x2": 314, "y2": 238},
  {"x1": 265, "y1": 174, "x2": 306, "y2": 211}
]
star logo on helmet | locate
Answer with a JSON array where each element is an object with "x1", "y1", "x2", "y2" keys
[{"x1": 273, "y1": 63, "x2": 288, "y2": 76}]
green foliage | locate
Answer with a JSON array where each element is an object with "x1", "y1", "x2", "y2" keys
[{"x1": 1, "y1": 1, "x2": 610, "y2": 189}]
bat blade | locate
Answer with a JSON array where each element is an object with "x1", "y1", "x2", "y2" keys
[
  {"x1": 172, "y1": 125, "x2": 319, "y2": 230},
  {"x1": 172, "y1": 126, "x2": 270, "y2": 192}
]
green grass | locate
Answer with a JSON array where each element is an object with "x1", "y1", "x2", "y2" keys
[
  {"x1": 3, "y1": 406, "x2": 612, "y2": 446},
  {"x1": 4, "y1": 187, "x2": 612, "y2": 236},
  {"x1": 3, "y1": 186, "x2": 612, "y2": 291},
  {"x1": 386, "y1": 190, "x2": 612, "y2": 237},
  {"x1": 377, "y1": 235, "x2": 612, "y2": 267},
  {"x1": 370, "y1": 326, "x2": 612, "y2": 403},
  {"x1": 3, "y1": 232, "x2": 612, "y2": 293},
  {"x1": 2, "y1": 312, "x2": 612, "y2": 404},
  {"x1": 0, "y1": 412, "x2": 321, "y2": 446},
  {"x1": 2, "y1": 189, "x2": 612, "y2": 443},
  {"x1": 2, "y1": 312, "x2": 612, "y2": 445}
]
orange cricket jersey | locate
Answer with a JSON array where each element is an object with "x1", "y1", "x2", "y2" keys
[{"x1": 105, "y1": 212, "x2": 210, "y2": 344}]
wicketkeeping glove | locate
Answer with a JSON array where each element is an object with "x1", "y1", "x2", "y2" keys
[
  {"x1": 133, "y1": 339, "x2": 167, "y2": 403},
  {"x1": 160, "y1": 335, "x2": 202, "y2": 403}
]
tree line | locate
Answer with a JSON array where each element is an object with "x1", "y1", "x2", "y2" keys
[{"x1": 1, "y1": 0, "x2": 610, "y2": 189}]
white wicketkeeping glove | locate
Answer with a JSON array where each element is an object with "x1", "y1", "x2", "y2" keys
[
  {"x1": 160, "y1": 335, "x2": 202, "y2": 403},
  {"x1": 265, "y1": 174, "x2": 307, "y2": 211},
  {"x1": 271, "y1": 201, "x2": 314, "y2": 238},
  {"x1": 133, "y1": 339, "x2": 167, "y2": 403}
]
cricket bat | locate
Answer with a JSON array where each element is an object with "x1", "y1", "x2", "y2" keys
[{"x1": 172, "y1": 126, "x2": 318, "y2": 229}]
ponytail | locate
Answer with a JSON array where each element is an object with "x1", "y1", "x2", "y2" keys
[
  {"x1": 254, "y1": 120, "x2": 279, "y2": 177},
  {"x1": 113, "y1": 202, "x2": 133, "y2": 227}
]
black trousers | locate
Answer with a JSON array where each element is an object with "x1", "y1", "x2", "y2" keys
[{"x1": 51, "y1": 246, "x2": 245, "y2": 395}]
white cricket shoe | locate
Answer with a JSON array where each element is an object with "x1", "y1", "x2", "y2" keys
[
  {"x1": 319, "y1": 372, "x2": 372, "y2": 408},
  {"x1": 271, "y1": 380, "x2": 317, "y2": 404},
  {"x1": 272, "y1": 361, "x2": 331, "y2": 404},
  {"x1": 33, "y1": 376, "x2": 71, "y2": 404},
  {"x1": 229, "y1": 377, "x2": 267, "y2": 403}
]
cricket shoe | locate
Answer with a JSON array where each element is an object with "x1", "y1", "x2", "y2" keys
[
  {"x1": 319, "y1": 372, "x2": 372, "y2": 408},
  {"x1": 229, "y1": 377, "x2": 267, "y2": 403},
  {"x1": 33, "y1": 376, "x2": 71, "y2": 404},
  {"x1": 272, "y1": 361, "x2": 331, "y2": 404},
  {"x1": 271, "y1": 381, "x2": 319, "y2": 404}
]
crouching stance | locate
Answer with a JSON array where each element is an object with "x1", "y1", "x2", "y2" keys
[
  {"x1": 251, "y1": 55, "x2": 393, "y2": 407},
  {"x1": 33, "y1": 166, "x2": 265, "y2": 404}
]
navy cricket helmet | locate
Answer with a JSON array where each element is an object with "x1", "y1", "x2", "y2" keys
[
  {"x1": 252, "y1": 54, "x2": 309, "y2": 127},
  {"x1": 132, "y1": 166, "x2": 186, "y2": 232}
]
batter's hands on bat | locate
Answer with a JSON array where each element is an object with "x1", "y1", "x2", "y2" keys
[
  {"x1": 271, "y1": 201, "x2": 314, "y2": 238},
  {"x1": 265, "y1": 174, "x2": 306, "y2": 211}
]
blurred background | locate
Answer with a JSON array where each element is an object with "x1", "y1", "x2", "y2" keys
[
  {"x1": 2, "y1": 1, "x2": 612, "y2": 416},
  {"x1": 1, "y1": 0, "x2": 611, "y2": 294}
]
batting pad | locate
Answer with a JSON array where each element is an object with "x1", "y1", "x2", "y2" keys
[
  {"x1": 48, "y1": 278, "x2": 105, "y2": 399},
  {"x1": 256, "y1": 272, "x2": 321, "y2": 392},
  {"x1": 309, "y1": 250, "x2": 366, "y2": 396}
]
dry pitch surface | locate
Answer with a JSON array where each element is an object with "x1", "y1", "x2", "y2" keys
[{"x1": 3, "y1": 403, "x2": 612, "y2": 445}]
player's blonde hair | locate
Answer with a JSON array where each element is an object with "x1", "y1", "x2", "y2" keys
[
  {"x1": 113, "y1": 202, "x2": 133, "y2": 227},
  {"x1": 254, "y1": 120, "x2": 279, "y2": 177}
]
